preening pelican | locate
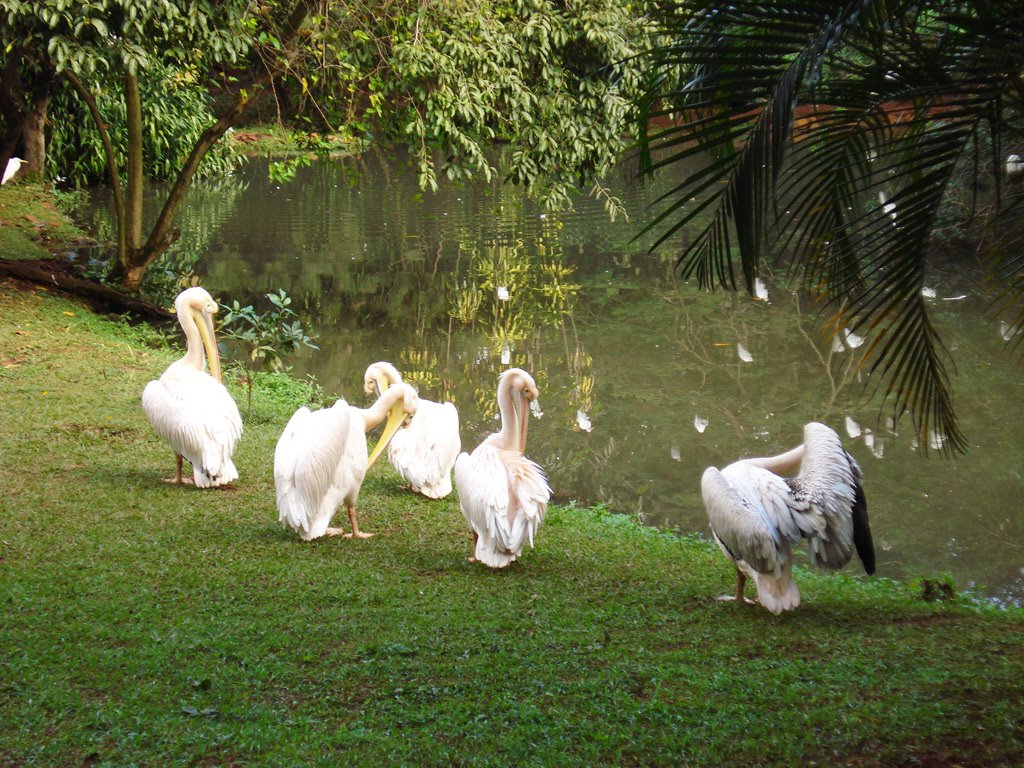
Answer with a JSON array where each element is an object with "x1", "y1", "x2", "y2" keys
[
  {"x1": 454, "y1": 368, "x2": 550, "y2": 568},
  {"x1": 363, "y1": 361, "x2": 461, "y2": 499},
  {"x1": 701, "y1": 422, "x2": 875, "y2": 614},
  {"x1": 142, "y1": 286, "x2": 242, "y2": 487},
  {"x1": 274, "y1": 382, "x2": 418, "y2": 540}
]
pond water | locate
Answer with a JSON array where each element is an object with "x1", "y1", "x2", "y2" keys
[{"x1": 83, "y1": 151, "x2": 1024, "y2": 605}]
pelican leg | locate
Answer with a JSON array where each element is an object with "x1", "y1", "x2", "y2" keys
[
  {"x1": 715, "y1": 568, "x2": 755, "y2": 604},
  {"x1": 467, "y1": 531, "x2": 479, "y2": 563},
  {"x1": 163, "y1": 454, "x2": 193, "y2": 485},
  {"x1": 344, "y1": 505, "x2": 374, "y2": 539}
]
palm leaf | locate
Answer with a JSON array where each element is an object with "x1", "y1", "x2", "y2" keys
[{"x1": 637, "y1": 0, "x2": 1024, "y2": 454}]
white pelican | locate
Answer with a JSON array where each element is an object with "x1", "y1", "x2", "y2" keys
[
  {"x1": 274, "y1": 382, "x2": 418, "y2": 540},
  {"x1": 363, "y1": 361, "x2": 461, "y2": 499},
  {"x1": 454, "y1": 368, "x2": 550, "y2": 568},
  {"x1": 142, "y1": 286, "x2": 242, "y2": 487},
  {"x1": 700, "y1": 422, "x2": 875, "y2": 613}
]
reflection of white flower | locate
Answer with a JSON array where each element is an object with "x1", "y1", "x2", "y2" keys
[
  {"x1": 736, "y1": 343, "x2": 753, "y2": 363},
  {"x1": 500, "y1": 342, "x2": 511, "y2": 365},
  {"x1": 844, "y1": 328, "x2": 864, "y2": 348},
  {"x1": 870, "y1": 439, "x2": 885, "y2": 459},
  {"x1": 576, "y1": 410, "x2": 592, "y2": 432},
  {"x1": 671, "y1": 445, "x2": 681, "y2": 461},
  {"x1": 693, "y1": 414, "x2": 708, "y2": 433},
  {"x1": 921, "y1": 286, "x2": 937, "y2": 298},
  {"x1": 1000, "y1": 321, "x2": 1019, "y2": 341},
  {"x1": 929, "y1": 430, "x2": 946, "y2": 451},
  {"x1": 863, "y1": 430, "x2": 874, "y2": 449},
  {"x1": 832, "y1": 335, "x2": 846, "y2": 353},
  {"x1": 754, "y1": 278, "x2": 769, "y2": 301},
  {"x1": 845, "y1": 415, "x2": 862, "y2": 439},
  {"x1": 497, "y1": 286, "x2": 510, "y2": 301},
  {"x1": 530, "y1": 399, "x2": 543, "y2": 419}
]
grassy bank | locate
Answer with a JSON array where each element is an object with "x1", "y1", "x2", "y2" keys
[
  {"x1": 0, "y1": 282, "x2": 1022, "y2": 767},
  {"x1": 0, "y1": 181, "x2": 94, "y2": 262}
]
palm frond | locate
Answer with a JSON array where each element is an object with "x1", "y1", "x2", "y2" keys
[{"x1": 637, "y1": 0, "x2": 1024, "y2": 454}]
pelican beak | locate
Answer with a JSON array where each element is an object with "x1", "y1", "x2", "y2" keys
[
  {"x1": 518, "y1": 391, "x2": 531, "y2": 453},
  {"x1": 193, "y1": 306, "x2": 222, "y2": 382},
  {"x1": 368, "y1": 373, "x2": 389, "y2": 398},
  {"x1": 367, "y1": 396, "x2": 407, "y2": 470}
]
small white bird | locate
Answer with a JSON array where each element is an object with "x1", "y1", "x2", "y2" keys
[
  {"x1": 700, "y1": 422, "x2": 875, "y2": 613},
  {"x1": 274, "y1": 382, "x2": 418, "y2": 541},
  {"x1": 454, "y1": 368, "x2": 551, "y2": 568},
  {"x1": 2, "y1": 157, "x2": 26, "y2": 185},
  {"x1": 363, "y1": 361, "x2": 461, "y2": 499},
  {"x1": 142, "y1": 287, "x2": 242, "y2": 487}
]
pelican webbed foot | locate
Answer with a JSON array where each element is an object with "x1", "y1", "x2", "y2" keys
[{"x1": 715, "y1": 595, "x2": 757, "y2": 605}]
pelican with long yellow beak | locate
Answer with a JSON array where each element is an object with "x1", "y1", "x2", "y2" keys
[
  {"x1": 142, "y1": 286, "x2": 242, "y2": 487},
  {"x1": 454, "y1": 368, "x2": 550, "y2": 567},
  {"x1": 274, "y1": 382, "x2": 418, "y2": 540},
  {"x1": 363, "y1": 361, "x2": 461, "y2": 499}
]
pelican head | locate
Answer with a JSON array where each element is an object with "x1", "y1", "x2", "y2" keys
[
  {"x1": 175, "y1": 286, "x2": 223, "y2": 382},
  {"x1": 363, "y1": 361, "x2": 403, "y2": 398},
  {"x1": 500, "y1": 368, "x2": 538, "y2": 454},
  {"x1": 367, "y1": 382, "x2": 418, "y2": 469}
]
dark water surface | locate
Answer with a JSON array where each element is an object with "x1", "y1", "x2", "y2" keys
[{"x1": 85, "y1": 152, "x2": 1024, "y2": 604}]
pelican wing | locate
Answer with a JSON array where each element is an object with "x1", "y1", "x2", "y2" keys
[
  {"x1": 504, "y1": 453, "x2": 550, "y2": 550},
  {"x1": 455, "y1": 447, "x2": 510, "y2": 544},
  {"x1": 389, "y1": 400, "x2": 461, "y2": 498},
  {"x1": 274, "y1": 402, "x2": 352, "y2": 539},
  {"x1": 703, "y1": 461, "x2": 825, "y2": 577},
  {"x1": 142, "y1": 368, "x2": 242, "y2": 486},
  {"x1": 790, "y1": 422, "x2": 875, "y2": 572}
]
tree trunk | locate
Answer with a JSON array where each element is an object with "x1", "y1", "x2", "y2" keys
[
  {"x1": 21, "y1": 93, "x2": 49, "y2": 181},
  {"x1": 124, "y1": 72, "x2": 144, "y2": 252},
  {"x1": 0, "y1": 47, "x2": 28, "y2": 169},
  {"x1": 0, "y1": 45, "x2": 54, "y2": 179}
]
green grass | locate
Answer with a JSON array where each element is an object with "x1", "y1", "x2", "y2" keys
[
  {"x1": 0, "y1": 181, "x2": 93, "y2": 262},
  {"x1": 1, "y1": 283, "x2": 1022, "y2": 767}
]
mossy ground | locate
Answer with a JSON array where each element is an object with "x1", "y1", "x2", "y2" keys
[{"x1": 1, "y1": 281, "x2": 1022, "y2": 767}]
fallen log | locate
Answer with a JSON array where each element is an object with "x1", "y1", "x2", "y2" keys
[{"x1": 0, "y1": 258, "x2": 173, "y2": 322}]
